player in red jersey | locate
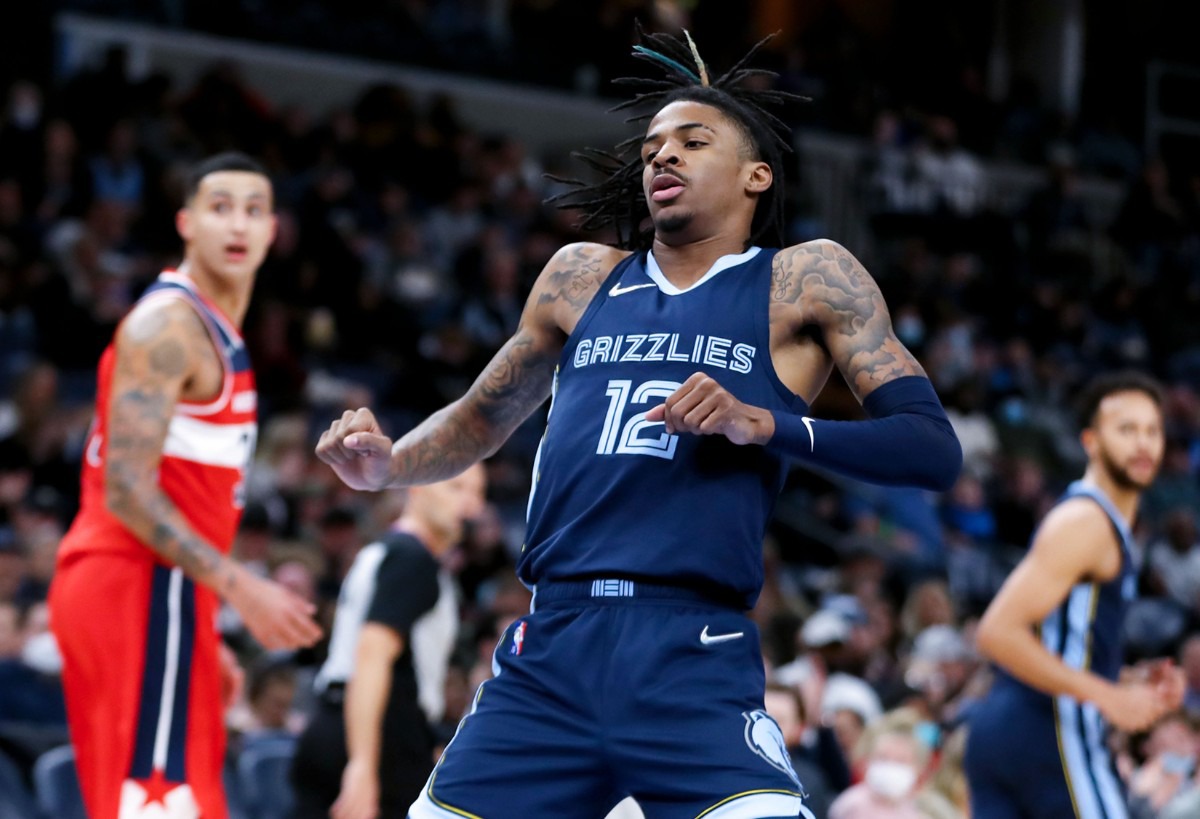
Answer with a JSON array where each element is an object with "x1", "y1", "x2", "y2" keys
[{"x1": 49, "y1": 152, "x2": 323, "y2": 819}]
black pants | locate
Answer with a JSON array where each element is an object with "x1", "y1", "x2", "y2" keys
[{"x1": 290, "y1": 692, "x2": 435, "y2": 819}]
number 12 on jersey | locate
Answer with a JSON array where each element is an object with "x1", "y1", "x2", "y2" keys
[{"x1": 597, "y1": 379, "x2": 681, "y2": 459}]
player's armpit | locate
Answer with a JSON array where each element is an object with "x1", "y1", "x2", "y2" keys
[
  {"x1": 975, "y1": 499, "x2": 1122, "y2": 700},
  {"x1": 994, "y1": 498, "x2": 1121, "y2": 622},
  {"x1": 981, "y1": 500, "x2": 1118, "y2": 630},
  {"x1": 775, "y1": 239, "x2": 926, "y2": 402}
]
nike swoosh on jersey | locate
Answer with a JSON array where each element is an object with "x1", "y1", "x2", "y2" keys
[
  {"x1": 609, "y1": 281, "x2": 658, "y2": 297},
  {"x1": 700, "y1": 625, "x2": 745, "y2": 646}
]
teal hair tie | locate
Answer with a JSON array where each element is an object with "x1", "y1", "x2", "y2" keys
[{"x1": 632, "y1": 46, "x2": 700, "y2": 84}]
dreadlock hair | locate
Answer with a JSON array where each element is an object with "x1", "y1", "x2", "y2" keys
[{"x1": 548, "y1": 25, "x2": 806, "y2": 251}]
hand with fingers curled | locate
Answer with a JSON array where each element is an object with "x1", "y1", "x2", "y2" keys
[
  {"x1": 315, "y1": 408, "x2": 397, "y2": 491},
  {"x1": 226, "y1": 564, "x2": 323, "y2": 652},
  {"x1": 644, "y1": 372, "x2": 775, "y2": 446},
  {"x1": 1137, "y1": 658, "x2": 1188, "y2": 712},
  {"x1": 1094, "y1": 677, "x2": 1178, "y2": 734}
]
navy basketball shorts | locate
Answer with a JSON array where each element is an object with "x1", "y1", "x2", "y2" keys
[
  {"x1": 964, "y1": 683, "x2": 1129, "y2": 819},
  {"x1": 408, "y1": 580, "x2": 811, "y2": 819}
]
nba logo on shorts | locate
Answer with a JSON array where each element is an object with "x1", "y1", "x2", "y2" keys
[{"x1": 510, "y1": 621, "x2": 527, "y2": 656}]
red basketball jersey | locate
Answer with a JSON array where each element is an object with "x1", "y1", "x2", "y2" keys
[{"x1": 59, "y1": 271, "x2": 257, "y2": 563}]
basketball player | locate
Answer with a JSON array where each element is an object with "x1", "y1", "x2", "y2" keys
[
  {"x1": 316, "y1": 30, "x2": 962, "y2": 819},
  {"x1": 49, "y1": 152, "x2": 323, "y2": 819},
  {"x1": 291, "y1": 465, "x2": 487, "y2": 819},
  {"x1": 964, "y1": 371, "x2": 1185, "y2": 819}
]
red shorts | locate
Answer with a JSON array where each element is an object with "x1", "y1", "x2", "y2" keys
[{"x1": 49, "y1": 552, "x2": 228, "y2": 819}]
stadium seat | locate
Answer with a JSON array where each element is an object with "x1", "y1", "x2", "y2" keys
[
  {"x1": 29, "y1": 743, "x2": 257, "y2": 819},
  {"x1": 32, "y1": 744, "x2": 87, "y2": 819},
  {"x1": 0, "y1": 745, "x2": 41, "y2": 819},
  {"x1": 237, "y1": 734, "x2": 298, "y2": 819},
  {"x1": 225, "y1": 759, "x2": 249, "y2": 819}
]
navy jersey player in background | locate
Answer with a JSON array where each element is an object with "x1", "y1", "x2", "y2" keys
[
  {"x1": 964, "y1": 371, "x2": 1186, "y2": 819},
  {"x1": 316, "y1": 28, "x2": 962, "y2": 819}
]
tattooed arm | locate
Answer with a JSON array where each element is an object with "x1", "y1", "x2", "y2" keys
[
  {"x1": 653, "y1": 239, "x2": 960, "y2": 489},
  {"x1": 105, "y1": 298, "x2": 321, "y2": 649},
  {"x1": 106, "y1": 299, "x2": 231, "y2": 582},
  {"x1": 775, "y1": 238, "x2": 924, "y2": 399},
  {"x1": 765, "y1": 239, "x2": 961, "y2": 489},
  {"x1": 317, "y1": 242, "x2": 623, "y2": 489}
]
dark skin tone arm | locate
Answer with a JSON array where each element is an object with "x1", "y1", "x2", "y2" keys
[
  {"x1": 105, "y1": 297, "x2": 321, "y2": 650},
  {"x1": 771, "y1": 238, "x2": 925, "y2": 400},
  {"x1": 649, "y1": 238, "x2": 926, "y2": 439},
  {"x1": 316, "y1": 242, "x2": 628, "y2": 489}
]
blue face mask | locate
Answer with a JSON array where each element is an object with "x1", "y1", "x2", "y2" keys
[
  {"x1": 915, "y1": 721, "x2": 941, "y2": 750},
  {"x1": 1162, "y1": 752, "x2": 1196, "y2": 778}
]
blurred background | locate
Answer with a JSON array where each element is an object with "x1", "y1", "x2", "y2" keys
[{"x1": 3, "y1": 2, "x2": 1200, "y2": 818}]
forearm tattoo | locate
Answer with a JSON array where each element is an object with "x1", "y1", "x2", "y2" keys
[{"x1": 391, "y1": 329, "x2": 558, "y2": 483}]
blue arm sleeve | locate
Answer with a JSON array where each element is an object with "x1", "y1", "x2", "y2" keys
[{"x1": 767, "y1": 375, "x2": 963, "y2": 491}]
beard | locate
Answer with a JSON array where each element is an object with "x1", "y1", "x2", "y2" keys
[
  {"x1": 1098, "y1": 447, "x2": 1156, "y2": 490},
  {"x1": 654, "y1": 210, "x2": 693, "y2": 235}
]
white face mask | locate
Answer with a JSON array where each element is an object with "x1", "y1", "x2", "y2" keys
[
  {"x1": 22, "y1": 631, "x2": 63, "y2": 675},
  {"x1": 865, "y1": 760, "x2": 917, "y2": 801}
]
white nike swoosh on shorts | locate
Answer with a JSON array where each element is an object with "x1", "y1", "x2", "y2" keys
[{"x1": 700, "y1": 625, "x2": 745, "y2": 646}]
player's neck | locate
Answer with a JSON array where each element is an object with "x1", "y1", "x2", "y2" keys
[
  {"x1": 174, "y1": 260, "x2": 251, "y2": 328},
  {"x1": 651, "y1": 233, "x2": 750, "y2": 288},
  {"x1": 1081, "y1": 467, "x2": 1141, "y2": 523}
]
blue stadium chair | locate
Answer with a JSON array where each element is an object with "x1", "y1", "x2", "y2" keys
[
  {"x1": 30, "y1": 743, "x2": 256, "y2": 819},
  {"x1": 32, "y1": 744, "x2": 87, "y2": 819},
  {"x1": 237, "y1": 734, "x2": 298, "y2": 819},
  {"x1": 0, "y1": 745, "x2": 41, "y2": 819},
  {"x1": 225, "y1": 758, "x2": 249, "y2": 819}
]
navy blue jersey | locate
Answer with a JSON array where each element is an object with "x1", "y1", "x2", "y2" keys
[
  {"x1": 966, "y1": 481, "x2": 1137, "y2": 819},
  {"x1": 996, "y1": 479, "x2": 1137, "y2": 697},
  {"x1": 520, "y1": 247, "x2": 806, "y2": 609}
]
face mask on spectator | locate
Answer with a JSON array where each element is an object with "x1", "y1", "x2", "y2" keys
[
  {"x1": 22, "y1": 631, "x2": 63, "y2": 675},
  {"x1": 915, "y1": 720, "x2": 941, "y2": 750},
  {"x1": 1162, "y1": 752, "x2": 1196, "y2": 778},
  {"x1": 865, "y1": 760, "x2": 917, "y2": 801},
  {"x1": 895, "y1": 314, "x2": 925, "y2": 348}
]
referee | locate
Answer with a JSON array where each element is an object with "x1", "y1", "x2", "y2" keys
[{"x1": 291, "y1": 464, "x2": 487, "y2": 819}]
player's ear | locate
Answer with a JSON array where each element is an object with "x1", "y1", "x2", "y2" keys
[
  {"x1": 1079, "y1": 427, "x2": 1097, "y2": 459},
  {"x1": 746, "y1": 161, "x2": 772, "y2": 195},
  {"x1": 176, "y1": 207, "x2": 192, "y2": 242}
]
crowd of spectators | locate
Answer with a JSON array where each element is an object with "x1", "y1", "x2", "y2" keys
[{"x1": 2, "y1": 4, "x2": 1200, "y2": 818}]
